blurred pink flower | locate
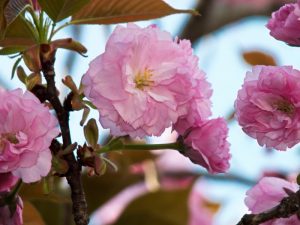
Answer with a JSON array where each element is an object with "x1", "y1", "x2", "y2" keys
[
  {"x1": 82, "y1": 23, "x2": 211, "y2": 138},
  {"x1": 182, "y1": 118, "x2": 231, "y2": 174},
  {"x1": 0, "y1": 195, "x2": 23, "y2": 225},
  {"x1": 267, "y1": 1, "x2": 300, "y2": 46},
  {"x1": 0, "y1": 89, "x2": 59, "y2": 183},
  {"x1": 188, "y1": 187, "x2": 214, "y2": 225},
  {"x1": 90, "y1": 180, "x2": 214, "y2": 225},
  {"x1": 223, "y1": 0, "x2": 290, "y2": 9},
  {"x1": 235, "y1": 66, "x2": 300, "y2": 150},
  {"x1": 245, "y1": 177, "x2": 299, "y2": 225},
  {"x1": 90, "y1": 182, "x2": 148, "y2": 225},
  {"x1": 0, "y1": 173, "x2": 18, "y2": 192}
]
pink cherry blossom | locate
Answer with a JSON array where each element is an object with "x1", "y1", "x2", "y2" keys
[
  {"x1": 0, "y1": 195, "x2": 23, "y2": 225},
  {"x1": 90, "y1": 180, "x2": 214, "y2": 225},
  {"x1": 0, "y1": 173, "x2": 18, "y2": 192},
  {"x1": 0, "y1": 89, "x2": 59, "y2": 183},
  {"x1": 82, "y1": 23, "x2": 212, "y2": 138},
  {"x1": 235, "y1": 65, "x2": 300, "y2": 150},
  {"x1": 182, "y1": 118, "x2": 231, "y2": 174},
  {"x1": 245, "y1": 177, "x2": 299, "y2": 225},
  {"x1": 188, "y1": 187, "x2": 214, "y2": 225},
  {"x1": 173, "y1": 69, "x2": 212, "y2": 135},
  {"x1": 267, "y1": 1, "x2": 300, "y2": 46},
  {"x1": 224, "y1": 0, "x2": 290, "y2": 9}
]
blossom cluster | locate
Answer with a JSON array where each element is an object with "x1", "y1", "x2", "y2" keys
[
  {"x1": 235, "y1": 1, "x2": 300, "y2": 224},
  {"x1": 82, "y1": 24, "x2": 231, "y2": 174}
]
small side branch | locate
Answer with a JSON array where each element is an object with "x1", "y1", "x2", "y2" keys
[{"x1": 237, "y1": 189, "x2": 300, "y2": 225}]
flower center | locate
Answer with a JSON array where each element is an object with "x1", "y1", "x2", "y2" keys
[
  {"x1": 134, "y1": 68, "x2": 154, "y2": 90},
  {"x1": 0, "y1": 133, "x2": 19, "y2": 152},
  {"x1": 274, "y1": 100, "x2": 295, "y2": 114}
]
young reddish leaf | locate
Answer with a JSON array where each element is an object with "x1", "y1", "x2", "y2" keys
[
  {"x1": 51, "y1": 38, "x2": 87, "y2": 55},
  {"x1": 71, "y1": 0, "x2": 198, "y2": 25},
  {"x1": 37, "y1": 0, "x2": 90, "y2": 22},
  {"x1": 16, "y1": 65, "x2": 27, "y2": 83},
  {"x1": 4, "y1": 0, "x2": 28, "y2": 25},
  {"x1": 0, "y1": 0, "x2": 9, "y2": 34},
  {"x1": 242, "y1": 51, "x2": 277, "y2": 66},
  {"x1": 23, "y1": 45, "x2": 41, "y2": 72},
  {"x1": 26, "y1": 72, "x2": 42, "y2": 90}
]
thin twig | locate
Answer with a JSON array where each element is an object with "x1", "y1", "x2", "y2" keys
[{"x1": 237, "y1": 189, "x2": 300, "y2": 225}]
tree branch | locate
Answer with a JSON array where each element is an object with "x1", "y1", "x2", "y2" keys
[
  {"x1": 237, "y1": 189, "x2": 300, "y2": 225},
  {"x1": 40, "y1": 45, "x2": 89, "y2": 225},
  {"x1": 180, "y1": 1, "x2": 291, "y2": 45}
]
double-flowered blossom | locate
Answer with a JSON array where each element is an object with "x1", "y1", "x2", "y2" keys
[
  {"x1": 267, "y1": 0, "x2": 300, "y2": 46},
  {"x1": 0, "y1": 89, "x2": 59, "y2": 183},
  {"x1": 235, "y1": 66, "x2": 300, "y2": 150},
  {"x1": 181, "y1": 118, "x2": 231, "y2": 173},
  {"x1": 245, "y1": 177, "x2": 299, "y2": 225},
  {"x1": 82, "y1": 23, "x2": 212, "y2": 138}
]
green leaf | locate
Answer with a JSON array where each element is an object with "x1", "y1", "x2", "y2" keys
[
  {"x1": 114, "y1": 187, "x2": 192, "y2": 225},
  {"x1": 83, "y1": 118, "x2": 99, "y2": 147},
  {"x1": 71, "y1": 0, "x2": 198, "y2": 25},
  {"x1": 20, "y1": 178, "x2": 70, "y2": 204},
  {"x1": 82, "y1": 171, "x2": 142, "y2": 214},
  {"x1": 37, "y1": 0, "x2": 90, "y2": 22},
  {"x1": 11, "y1": 57, "x2": 22, "y2": 79},
  {"x1": 0, "y1": 45, "x2": 26, "y2": 55},
  {"x1": 0, "y1": 14, "x2": 37, "y2": 47},
  {"x1": 20, "y1": 178, "x2": 72, "y2": 225}
]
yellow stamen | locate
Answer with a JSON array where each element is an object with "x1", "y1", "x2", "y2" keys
[
  {"x1": 134, "y1": 68, "x2": 154, "y2": 90},
  {"x1": 274, "y1": 100, "x2": 294, "y2": 114}
]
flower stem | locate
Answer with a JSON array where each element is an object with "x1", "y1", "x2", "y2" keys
[
  {"x1": 52, "y1": 22, "x2": 71, "y2": 37},
  {"x1": 100, "y1": 142, "x2": 182, "y2": 153},
  {"x1": 123, "y1": 143, "x2": 181, "y2": 151},
  {"x1": 5, "y1": 180, "x2": 22, "y2": 203}
]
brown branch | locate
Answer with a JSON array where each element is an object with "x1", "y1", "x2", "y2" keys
[
  {"x1": 237, "y1": 189, "x2": 300, "y2": 225},
  {"x1": 180, "y1": 1, "x2": 292, "y2": 45},
  {"x1": 39, "y1": 45, "x2": 89, "y2": 225}
]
